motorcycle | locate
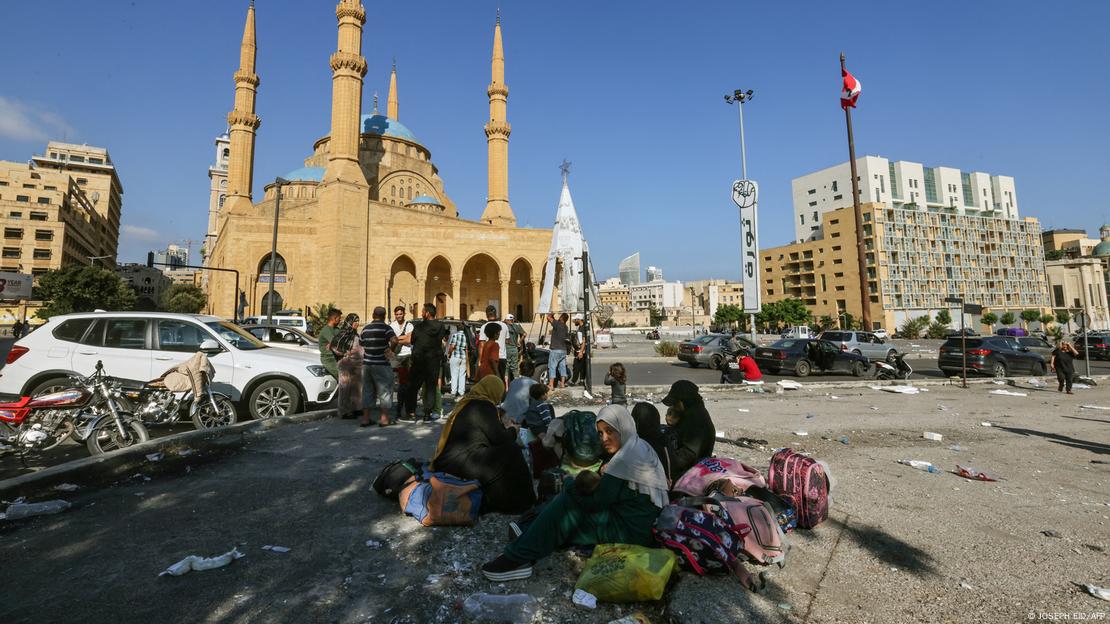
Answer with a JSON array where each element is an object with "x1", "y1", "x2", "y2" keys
[
  {"x1": 874, "y1": 352, "x2": 913, "y2": 380},
  {"x1": 0, "y1": 361, "x2": 149, "y2": 456},
  {"x1": 116, "y1": 371, "x2": 237, "y2": 430}
]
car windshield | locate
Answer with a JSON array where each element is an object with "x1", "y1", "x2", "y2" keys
[
  {"x1": 771, "y1": 339, "x2": 799, "y2": 349},
  {"x1": 206, "y1": 321, "x2": 267, "y2": 350}
]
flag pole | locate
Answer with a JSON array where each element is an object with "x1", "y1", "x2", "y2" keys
[{"x1": 841, "y1": 52, "x2": 872, "y2": 331}]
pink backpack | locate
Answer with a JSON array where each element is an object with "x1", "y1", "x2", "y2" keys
[
  {"x1": 767, "y1": 449, "x2": 829, "y2": 529},
  {"x1": 673, "y1": 457, "x2": 768, "y2": 497},
  {"x1": 671, "y1": 496, "x2": 785, "y2": 567}
]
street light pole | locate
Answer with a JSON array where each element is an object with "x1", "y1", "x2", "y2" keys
[
  {"x1": 266, "y1": 177, "x2": 288, "y2": 325},
  {"x1": 724, "y1": 89, "x2": 757, "y2": 342}
]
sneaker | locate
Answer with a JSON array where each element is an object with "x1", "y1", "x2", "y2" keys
[
  {"x1": 481, "y1": 555, "x2": 533, "y2": 581},
  {"x1": 507, "y1": 521, "x2": 524, "y2": 541},
  {"x1": 421, "y1": 413, "x2": 441, "y2": 423}
]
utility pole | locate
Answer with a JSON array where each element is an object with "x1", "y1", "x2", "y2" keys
[
  {"x1": 841, "y1": 53, "x2": 871, "y2": 331},
  {"x1": 266, "y1": 177, "x2": 288, "y2": 325},
  {"x1": 724, "y1": 88, "x2": 760, "y2": 342},
  {"x1": 581, "y1": 248, "x2": 592, "y2": 393}
]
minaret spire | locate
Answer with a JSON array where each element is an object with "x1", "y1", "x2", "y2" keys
[
  {"x1": 387, "y1": 59, "x2": 399, "y2": 120},
  {"x1": 225, "y1": 0, "x2": 261, "y2": 213},
  {"x1": 481, "y1": 12, "x2": 516, "y2": 227},
  {"x1": 322, "y1": 0, "x2": 368, "y2": 185}
]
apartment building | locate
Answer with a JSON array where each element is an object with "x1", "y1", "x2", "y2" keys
[
  {"x1": 0, "y1": 142, "x2": 121, "y2": 276},
  {"x1": 1044, "y1": 257, "x2": 1109, "y2": 330},
  {"x1": 646, "y1": 266, "x2": 663, "y2": 282},
  {"x1": 598, "y1": 277, "x2": 630, "y2": 312},
  {"x1": 1043, "y1": 228, "x2": 1100, "y2": 257},
  {"x1": 792, "y1": 156, "x2": 1018, "y2": 242},
  {"x1": 761, "y1": 203, "x2": 1049, "y2": 330},
  {"x1": 686, "y1": 279, "x2": 744, "y2": 319},
  {"x1": 629, "y1": 280, "x2": 683, "y2": 312}
]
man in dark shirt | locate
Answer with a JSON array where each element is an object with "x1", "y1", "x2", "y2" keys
[
  {"x1": 548, "y1": 313, "x2": 571, "y2": 389},
  {"x1": 360, "y1": 306, "x2": 398, "y2": 427},
  {"x1": 407, "y1": 303, "x2": 448, "y2": 423}
]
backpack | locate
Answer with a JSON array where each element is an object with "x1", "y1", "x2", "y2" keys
[
  {"x1": 672, "y1": 457, "x2": 768, "y2": 497},
  {"x1": 372, "y1": 457, "x2": 422, "y2": 500},
  {"x1": 562, "y1": 410, "x2": 602, "y2": 467},
  {"x1": 704, "y1": 495, "x2": 788, "y2": 566},
  {"x1": 652, "y1": 498, "x2": 763, "y2": 592},
  {"x1": 767, "y1": 449, "x2": 830, "y2": 529},
  {"x1": 398, "y1": 471, "x2": 483, "y2": 527},
  {"x1": 742, "y1": 485, "x2": 799, "y2": 534}
]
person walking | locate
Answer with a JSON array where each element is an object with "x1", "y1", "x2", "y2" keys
[
  {"x1": 1050, "y1": 341, "x2": 1078, "y2": 394},
  {"x1": 480, "y1": 305, "x2": 508, "y2": 387},
  {"x1": 389, "y1": 305, "x2": 415, "y2": 422},
  {"x1": 446, "y1": 324, "x2": 469, "y2": 397},
  {"x1": 360, "y1": 307, "x2": 399, "y2": 427},
  {"x1": 317, "y1": 308, "x2": 343, "y2": 379},
  {"x1": 408, "y1": 303, "x2": 448, "y2": 423},
  {"x1": 332, "y1": 313, "x2": 363, "y2": 419},
  {"x1": 504, "y1": 313, "x2": 524, "y2": 383},
  {"x1": 547, "y1": 313, "x2": 570, "y2": 389}
]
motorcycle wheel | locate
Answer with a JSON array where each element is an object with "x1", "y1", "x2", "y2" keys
[
  {"x1": 192, "y1": 396, "x2": 238, "y2": 429},
  {"x1": 86, "y1": 416, "x2": 149, "y2": 455}
]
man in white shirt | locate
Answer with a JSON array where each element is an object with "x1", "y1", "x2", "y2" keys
[
  {"x1": 389, "y1": 305, "x2": 415, "y2": 420},
  {"x1": 479, "y1": 305, "x2": 508, "y2": 387}
]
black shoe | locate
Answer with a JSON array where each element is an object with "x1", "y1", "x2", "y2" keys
[
  {"x1": 340, "y1": 412, "x2": 357, "y2": 420},
  {"x1": 421, "y1": 414, "x2": 440, "y2": 423},
  {"x1": 507, "y1": 521, "x2": 524, "y2": 541},
  {"x1": 399, "y1": 414, "x2": 419, "y2": 423},
  {"x1": 481, "y1": 555, "x2": 533, "y2": 581}
]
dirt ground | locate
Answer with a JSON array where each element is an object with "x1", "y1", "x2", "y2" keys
[{"x1": 1, "y1": 378, "x2": 1107, "y2": 623}]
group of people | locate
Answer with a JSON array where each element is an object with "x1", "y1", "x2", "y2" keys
[{"x1": 543, "y1": 312, "x2": 590, "y2": 389}]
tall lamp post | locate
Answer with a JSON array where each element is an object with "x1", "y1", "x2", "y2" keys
[
  {"x1": 724, "y1": 88, "x2": 759, "y2": 342},
  {"x1": 265, "y1": 177, "x2": 288, "y2": 325}
]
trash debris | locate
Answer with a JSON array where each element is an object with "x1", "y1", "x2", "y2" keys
[
  {"x1": 959, "y1": 581, "x2": 975, "y2": 591},
  {"x1": 955, "y1": 465, "x2": 998, "y2": 482},
  {"x1": 898, "y1": 460, "x2": 940, "y2": 474},
  {"x1": 829, "y1": 395, "x2": 840, "y2": 400},
  {"x1": 261, "y1": 545, "x2": 290, "y2": 553},
  {"x1": 146, "y1": 452, "x2": 164, "y2": 462},
  {"x1": 53, "y1": 483, "x2": 80, "y2": 492},
  {"x1": 737, "y1": 408, "x2": 750, "y2": 413},
  {"x1": 1077, "y1": 583, "x2": 1110, "y2": 601},
  {"x1": 777, "y1": 380, "x2": 803, "y2": 390},
  {"x1": 1080, "y1": 405, "x2": 1110, "y2": 411},
  {"x1": 793, "y1": 431, "x2": 809, "y2": 437},
  {"x1": 159, "y1": 547, "x2": 244, "y2": 577},
  {"x1": 1074, "y1": 383, "x2": 1093, "y2": 390},
  {"x1": 608, "y1": 614, "x2": 651, "y2": 624},
  {"x1": 980, "y1": 422, "x2": 994, "y2": 427},
  {"x1": 991, "y1": 379, "x2": 1007, "y2": 385},
  {"x1": 1041, "y1": 530, "x2": 1061, "y2": 538},
  {"x1": 3, "y1": 499, "x2": 71, "y2": 520},
  {"x1": 777, "y1": 603, "x2": 793, "y2": 611},
  {"x1": 1026, "y1": 378, "x2": 1047, "y2": 388},
  {"x1": 838, "y1": 436, "x2": 850, "y2": 445},
  {"x1": 989, "y1": 389, "x2": 1027, "y2": 397},
  {"x1": 938, "y1": 405, "x2": 952, "y2": 411},
  {"x1": 947, "y1": 444, "x2": 965, "y2": 452},
  {"x1": 571, "y1": 588, "x2": 597, "y2": 609},
  {"x1": 365, "y1": 539, "x2": 383, "y2": 549},
  {"x1": 463, "y1": 593, "x2": 541, "y2": 620},
  {"x1": 871, "y1": 385, "x2": 921, "y2": 394},
  {"x1": 923, "y1": 432, "x2": 943, "y2": 442},
  {"x1": 424, "y1": 573, "x2": 452, "y2": 592},
  {"x1": 869, "y1": 406, "x2": 879, "y2": 411},
  {"x1": 805, "y1": 413, "x2": 816, "y2": 419}
]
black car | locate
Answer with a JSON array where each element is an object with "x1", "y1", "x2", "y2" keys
[
  {"x1": 1074, "y1": 335, "x2": 1110, "y2": 360},
  {"x1": 937, "y1": 336, "x2": 1046, "y2": 377},
  {"x1": 753, "y1": 338, "x2": 870, "y2": 377}
]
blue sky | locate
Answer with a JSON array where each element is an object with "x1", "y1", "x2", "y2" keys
[{"x1": 1, "y1": 0, "x2": 1107, "y2": 281}]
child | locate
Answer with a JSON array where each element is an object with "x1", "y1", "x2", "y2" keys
[
  {"x1": 604, "y1": 363, "x2": 627, "y2": 405},
  {"x1": 522, "y1": 383, "x2": 555, "y2": 435}
]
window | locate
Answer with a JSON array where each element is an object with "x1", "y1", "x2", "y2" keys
[
  {"x1": 52, "y1": 318, "x2": 96, "y2": 343},
  {"x1": 23, "y1": 183, "x2": 35, "y2": 189},
  {"x1": 2, "y1": 248, "x2": 19, "y2": 258},
  {"x1": 29, "y1": 212, "x2": 48, "y2": 221},
  {"x1": 16, "y1": 195, "x2": 29, "y2": 202},
  {"x1": 76, "y1": 178, "x2": 87, "y2": 185},
  {"x1": 832, "y1": 181, "x2": 839, "y2": 192},
  {"x1": 8, "y1": 212, "x2": 21, "y2": 219},
  {"x1": 103, "y1": 319, "x2": 148, "y2": 349},
  {"x1": 44, "y1": 185, "x2": 56, "y2": 191},
  {"x1": 833, "y1": 194, "x2": 843, "y2": 201},
  {"x1": 70, "y1": 156, "x2": 85, "y2": 163},
  {"x1": 218, "y1": 194, "x2": 226, "y2": 208},
  {"x1": 800, "y1": 214, "x2": 805, "y2": 225},
  {"x1": 88, "y1": 157, "x2": 103, "y2": 165},
  {"x1": 156, "y1": 319, "x2": 213, "y2": 353},
  {"x1": 37, "y1": 197, "x2": 50, "y2": 204},
  {"x1": 35, "y1": 230, "x2": 53, "y2": 241},
  {"x1": 258, "y1": 253, "x2": 287, "y2": 274},
  {"x1": 812, "y1": 211, "x2": 818, "y2": 222},
  {"x1": 33, "y1": 249, "x2": 51, "y2": 260},
  {"x1": 4, "y1": 228, "x2": 22, "y2": 239},
  {"x1": 808, "y1": 201, "x2": 817, "y2": 207},
  {"x1": 0, "y1": 181, "x2": 7, "y2": 187},
  {"x1": 807, "y1": 189, "x2": 816, "y2": 195}
]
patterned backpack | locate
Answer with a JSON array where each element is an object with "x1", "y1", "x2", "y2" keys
[{"x1": 653, "y1": 498, "x2": 763, "y2": 592}]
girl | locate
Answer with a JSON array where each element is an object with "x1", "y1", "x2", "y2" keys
[
  {"x1": 604, "y1": 362, "x2": 627, "y2": 405},
  {"x1": 477, "y1": 323, "x2": 502, "y2": 380}
]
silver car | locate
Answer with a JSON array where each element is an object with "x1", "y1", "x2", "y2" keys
[
  {"x1": 1014, "y1": 335, "x2": 1054, "y2": 360},
  {"x1": 817, "y1": 330, "x2": 900, "y2": 363}
]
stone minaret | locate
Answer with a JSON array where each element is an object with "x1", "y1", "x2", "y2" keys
[
  {"x1": 387, "y1": 60, "x2": 399, "y2": 119},
  {"x1": 322, "y1": 0, "x2": 368, "y2": 185},
  {"x1": 224, "y1": 1, "x2": 260, "y2": 214},
  {"x1": 481, "y1": 12, "x2": 516, "y2": 227}
]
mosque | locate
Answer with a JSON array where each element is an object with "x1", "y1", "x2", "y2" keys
[{"x1": 204, "y1": 1, "x2": 554, "y2": 321}]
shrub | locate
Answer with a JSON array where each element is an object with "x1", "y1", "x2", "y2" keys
[{"x1": 654, "y1": 341, "x2": 679, "y2": 357}]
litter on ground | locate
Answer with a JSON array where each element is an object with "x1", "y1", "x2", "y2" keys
[
  {"x1": 365, "y1": 539, "x2": 383, "y2": 549},
  {"x1": 53, "y1": 483, "x2": 80, "y2": 492},
  {"x1": 793, "y1": 431, "x2": 809, "y2": 436},
  {"x1": 871, "y1": 385, "x2": 921, "y2": 394},
  {"x1": 1026, "y1": 378, "x2": 1047, "y2": 388},
  {"x1": 2, "y1": 499, "x2": 71, "y2": 520},
  {"x1": 923, "y1": 432, "x2": 943, "y2": 441},
  {"x1": 981, "y1": 422, "x2": 994, "y2": 427},
  {"x1": 1080, "y1": 405, "x2": 1110, "y2": 411},
  {"x1": 159, "y1": 548, "x2": 244, "y2": 577},
  {"x1": 146, "y1": 452, "x2": 164, "y2": 462},
  {"x1": 261, "y1": 545, "x2": 291, "y2": 553},
  {"x1": 737, "y1": 408, "x2": 750, "y2": 413},
  {"x1": 1077, "y1": 583, "x2": 1110, "y2": 601},
  {"x1": 955, "y1": 465, "x2": 999, "y2": 482},
  {"x1": 777, "y1": 380, "x2": 803, "y2": 390},
  {"x1": 989, "y1": 389, "x2": 1027, "y2": 397},
  {"x1": 572, "y1": 588, "x2": 598, "y2": 609}
]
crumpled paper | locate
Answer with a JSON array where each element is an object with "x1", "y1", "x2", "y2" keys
[{"x1": 159, "y1": 547, "x2": 244, "y2": 577}]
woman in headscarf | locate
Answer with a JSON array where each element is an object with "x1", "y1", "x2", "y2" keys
[
  {"x1": 631, "y1": 402, "x2": 675, "y2": 484},
  {"x1": 481, "y1": 404, "x2": 668, "y2": 582},
  {"x1": 430, "y1": 375, "x2": 535, "y2": 515},
  {"x1": 332, "y1": 313, "x2": 363, "y2": 420},
  {"x1": 660, "y1": 380, "x2": 716, "y2": 478}
]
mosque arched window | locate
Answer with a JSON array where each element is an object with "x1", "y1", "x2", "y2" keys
[
  {"x1": 391, "y1": 185, "x2": 396, "y2": 197},
  {"x1": 408, "y1": 187, "x2": 412, "y2": 200},
  {"x1": 258, "y1": 253, "x2": 287, "y2": 275},
  {"x1": 218, "y1": 194, "x2": 226, "y2": 208}
]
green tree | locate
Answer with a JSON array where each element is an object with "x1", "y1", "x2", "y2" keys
[
  {"x1": 981, "y1": 312, "x2": 998, "y2": 333},
  {"x1": 648, "y1": 304, "x2": 664, "y2": 327},
  {"x1": 1020, "y1": 309, "x2": 1042, "y2": 329},
  {"x1": 1000, "y1": 311, "x2": 1017, "y2": 326},
  {"x1": 308, "y1": 302, "x2": 339, "y2": 335},
  {"x1": 1055, "y1": 310, "x2": 1071, "y2": 333},
  {"x1": 160, "y1": 284, "x2": 208, "y2": 314},
  {"x1": 35, "y1": 265, "x2": 136, "y2": 320},
  {"x1": 898, "y1": 315, "x2": 930, "y2": 339},
  {"x1": 778, "y1": 299, "x2": 811, "y2": 327},
  {"x1": 1048, "y1": 325, "x2": 1065, "y2": 343},
  {"x1": 926, "y1": 320, "x2": 951, "y2": 339},
  {"x1": 840, "y1": 311, "x2": 857, "y2": 330},
  {"x1": 1039, "y1": 313, "x2": 1054, "y2": 328},
  {"x1": 817, "y1": 314, "x2": 835, "y2": 332},
  {"x1": 713, "y1": 304, "x2": 744, "y2": 328},
  {"x1": 936, "y1": 309, "x2": 953, "y2": 326},
  {"x1": 1044, "y1": 249, "x2": 1067, "y2": 261}
]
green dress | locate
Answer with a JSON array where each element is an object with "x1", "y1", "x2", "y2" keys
[
  {"x1": 318, "y1": 325, "x2": 339, "y2": 378},
  {"x1": 505, "y1": 473, "x2": 660, "y2": 563}
]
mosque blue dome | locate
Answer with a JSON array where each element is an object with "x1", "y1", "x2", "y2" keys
[
  {"x1": 361, "y1": 114, "x2": 418, "y2": 143},
  {"x1": 281, "y1": 167, "x2": 325, "y2": 182},
  {"x1": 408, "y1": 195, "x2": 441, "y2": 205},
  {"x1": 1094, "y1": 239, "x2": 1110, "y2": 257}
]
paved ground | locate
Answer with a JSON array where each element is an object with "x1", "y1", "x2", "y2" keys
[{"x1": 2, "y1": 378, "x2": 1107, "y2": 623}]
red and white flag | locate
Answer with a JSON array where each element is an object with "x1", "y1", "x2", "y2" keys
[{"x1": 840, "y1": 68, "x2": 861, "y2": 109}]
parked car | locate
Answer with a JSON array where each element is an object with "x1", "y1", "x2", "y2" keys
[
  {"x1": 872, "y1": 328, "x2": 889, "y2": 340},
  {"x1": 994, "y1": 327, "x2": 1028, "y2": 337},
  {"x1": 946, "y1": 328, "x2": 980, "y2": 337},
  {"x1": 243, "y1": 312, "x2": 310, "y2": 334},
  {"x1": 780, "y1": 326, "x2": 814, "y2": 339},
  {"x1": 816, "y1": 330, "x2": 900, "y2": 363},
  {"x1": 243, "y1": 324, "x2": 317, "y2": 353},
  {"x1": 753, "y1": 338, "x2": 871, "y2": 377},
  {"x1": 937, "y1": 336, "x2": 1047, "y2": 377},
  {"x1": 678, "y1": 334, "x2": 757, "y2": 369},
  {"x1": 0, "y1": 312, "x2": 337, "y2": 420},
  {"x1": 1014, "y1": 335, "x2": 1054, "y2": 360},
  {"x1": 1075, "y1": 335, "x2": 1110, "y2": 360}
]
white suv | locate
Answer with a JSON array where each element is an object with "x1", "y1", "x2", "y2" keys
[{"x1": 0, "y1": 311, "x2": 337, "y2": 419}]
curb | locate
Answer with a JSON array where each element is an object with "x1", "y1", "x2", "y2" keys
[{"x1": 0, "y1": 408, "x2": 336, "y2": 500}]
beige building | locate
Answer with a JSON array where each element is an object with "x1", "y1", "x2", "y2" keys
[
  {"x1": 1043, "y1": 228, "x2": 1098, "y2": 257},
  {"x1": 761, "y1": 202, "x2": 1050, "y2": 331},
  {"x1": 1044, "y1": 257, "x2": 1110, "y2": 329},
  {"x1": 117, "y1": 264, "x2": 172, "y2": 310},
  {"x1": 206, "y1": 3, "x2": 553, "y2": 321},
  {"x1": 598, "y1": 277, "x2": 630, "y2": 312},
  {"x1": 0, "y1": 142, "x2": 120, "y2": 277}
]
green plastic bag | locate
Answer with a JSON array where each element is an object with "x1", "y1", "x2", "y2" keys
[{"x1": 575, "y1": 544, "x2": 677, "y2": 602}]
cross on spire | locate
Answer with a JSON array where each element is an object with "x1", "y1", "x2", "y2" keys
[{"x1": 559, "y1": 159, "x2": 572, "y2": 184}]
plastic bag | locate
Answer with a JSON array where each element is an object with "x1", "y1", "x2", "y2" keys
[{"x1": 574, "y1": 544, "x2": 676, "y2": 603}]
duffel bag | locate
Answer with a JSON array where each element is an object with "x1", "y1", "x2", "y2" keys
[
  {"x1": 398, "y1": 471, "x2": 483, "y2": 527},
  {"x1": 372, "y1": 457, "x2": 423, "y2": 499},
  {"x1": 672, "y1": 457, "x2": 768, "y2": 497},
  {"x1": 767, "y1": 448, "x2": 829, "y2": 529}
]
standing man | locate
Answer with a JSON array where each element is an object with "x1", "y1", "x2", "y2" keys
[
  {"x1": 446, "y1": 323, "x2": 469, "y2": 397},
  {"x1": 408, "y1": 303, "x2": 448, "y2": 423},
  {"x1": 389, "y1": 305, "x2": 414, "y2": 422},
  {"x1": 570, "y1": 316, "x2": 586, "y2": 386},
  {"x1": 317, "y1": 308, "x2": 343, "y2": 379},
  {"x1": 547, "y1": 313, "x2": 571, "y2": 390},
  {"x1": 480, "y1": 305, "x2": 508, "y2": 387},
  {"x1": 504, "y1": 313, "x2": 525, "y2": 384},
  {"x1": 359, "y1": 307, "x2": 398, "y2": 427},
  {"x1": 12, "y1": 319, "x2": 23, "y2": 340}
]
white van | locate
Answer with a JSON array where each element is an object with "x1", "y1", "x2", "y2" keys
[
  {"x1": 243, "y1": 314, "x2": 310, "y2": 334},
  {"x1": 781, "y1": 325, "x2": 815, "y2": 339}
]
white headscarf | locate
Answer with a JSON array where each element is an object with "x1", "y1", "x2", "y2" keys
[{"x1": 596, "y1": 405, "x2": 670, "y2": 508}]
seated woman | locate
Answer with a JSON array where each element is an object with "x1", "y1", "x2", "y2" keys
[
  {"x1": 631, "y1": 402, "x2": 675, "y2": 484},
  {"x1": 660, "y1": 380, "x2": 716, "y2": 478},
  {"x1": 430, "y1": 375, "x2": 536, "y2": 515},
  {"x1": 481, "y1": 404, "x2": 669, "y2": 581}
]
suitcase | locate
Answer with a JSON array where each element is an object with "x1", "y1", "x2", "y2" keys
[{"x1": 767, "y1": 449, "x2": 829, "y2": 529}]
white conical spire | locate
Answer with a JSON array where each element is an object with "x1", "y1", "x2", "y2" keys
[{"x1": 538, "y1": 163, "x2": 597, "y2": 314}]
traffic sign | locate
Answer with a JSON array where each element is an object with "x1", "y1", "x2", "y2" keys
[
  {"x1": 943, "y1": 296, "x2": 963, "y2": 304},
  {"x1": 963, "y1": 303, "x2": 983, "y2": 315},
  {"x1": 1077, "y1": 311, "x2": 1091, "y2": 328}
]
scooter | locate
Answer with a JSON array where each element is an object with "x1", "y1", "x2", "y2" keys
[{"x1": 874, "y1": 353, "x2": 913, "y2": 380}]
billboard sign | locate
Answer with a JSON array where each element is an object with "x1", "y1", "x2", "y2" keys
[
  {"x1": 0, "y1": 272, "x2": 33, "y2": 301},
  {"x1": 731, "y1": 180, "x2": 761, "y2": 314}
]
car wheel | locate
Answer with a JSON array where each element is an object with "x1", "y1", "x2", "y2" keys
[
  {"x1": 852, "y1": 361, "x2": 867, "y2": 377},
  {"x1": 1031, "y1": 361, "x2": 1045, "y2": 376},
  {"x1": 29, "y1": 377, "x2": 75, "y2": 397},
  {"x1": 992, "y1": 362, "x2": 1008, "y2": 378},
  {"x1": 248, "y1": 379, "x2": 300, "y2": 419},
  {"x1": 531, "y1": 366, "x2": 550, "y2": 386},
  {"x1": 852, "y1": 349, "x2": 862, "y2": 356},
  {"x1": 709, "y1": 354, "x2": 724, "y2": 370},
  {"x1": 795, "y1": 360, "x2": 811, "y2": 377},
  {"x1": 885, "y1": 350, "x2": 898, "y2": 364}
]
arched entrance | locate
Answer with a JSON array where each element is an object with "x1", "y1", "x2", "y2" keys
[
  {"x1": 510, "y1": 258, "x2": 533, "y2": 320},
  {"x1": 389, "y1": 255, "x2": 419, "y2": 316},
  {"x1": 257, "y1": 253, "x2": 288, "y2": 317},
  {"x1": 260, "y1": 291, "x2": 284, "y2": 315},
  {"x1": 460, "y1": 253, "x2": 501, "y2": 321},
  {"x1": 426, "y1": 256, "x2": 452, "y2": 318}
]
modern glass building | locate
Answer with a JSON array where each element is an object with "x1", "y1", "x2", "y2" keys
[{"x1": 618, "y1": 252, "x2": 641, "y2": 285}]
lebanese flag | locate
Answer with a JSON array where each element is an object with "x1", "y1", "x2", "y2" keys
[{"x1": 840, "y1": 68, "x2": 861, "y2": 109}]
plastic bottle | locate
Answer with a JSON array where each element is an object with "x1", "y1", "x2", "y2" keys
[
  {"x1": 4, "y1": 499, "x2": 72, "y2": 519},
  {"x1": 897, "y1": 460, "x2": 940, "y2": 474},
  {"x1": 462, "y1": 593, "x2": 539, "y2": 623}
]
